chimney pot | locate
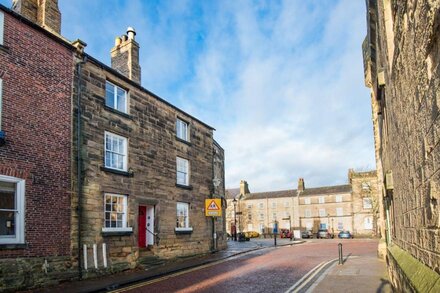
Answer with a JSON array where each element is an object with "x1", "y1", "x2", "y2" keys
[
  {"x1": 115, "y1": 37, "x2": 122, "y2": 46},
  {"x1": 127, "y1": 27, "x2": 136, "y2": 40},
  {"x1": 121, "y1": 35, "x2": 128, "y2": 42}
]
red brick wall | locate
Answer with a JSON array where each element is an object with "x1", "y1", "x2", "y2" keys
[{"x1": 0, "y1": 11, "x2": 73, "y2": 258}]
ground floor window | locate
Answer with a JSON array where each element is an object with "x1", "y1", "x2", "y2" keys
[
  {"x1": 364, "y1": 217, "x2": 373, "y2": 229},
  {"x1": 103, "y1": 193, "x2": 132, "y2": 232},
  {"x1": 319, "y1": 223, "x2": 327, "y2": 229},
  {"x1": 176, "y1": 202, "x2": 192, "y2": 231},
  {"x1": 259, "y1": 223, "x2": 264, "y2": 233},
  {"x1": 0, "y1": 175, "x2": 25, "y2": 244},
  {"x1": 338, "y1": 222, "x2": 343, "y2": 230},
  {"x1": 247, "y1": 224, "x2": 253, "y2": 231}
]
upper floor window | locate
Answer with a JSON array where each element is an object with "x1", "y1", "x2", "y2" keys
[
  {"x1": 259, "y1": 213, "x2": 264, "y2": 220},
  {"x1": 304, "y1": 198, "x2": 311, "y2": 205},
  {"x1": 305, "y1": 209, "x2": 311, "y2": 218},
  {"x1": 0, "y1": 12, "x2": 4, "y2": 46},
  {"x1": 105, "y1": 81, "x2": 127, "y2": 113},
  {"x1": 319, "y1": 208, "x2": 326, "y2": 217},
  {"x1": 319, "y1": 196, "x2": 325, "y2": 204},
  {"x1": 363, "y1": 198, "x2": 373, "y2": 209},
  {"x1": 284, "y1": 201, "x2": 289, "y2": 208},
  {"x1": 271, "y1": 202, "x2": 276, "y2": 208},
  {"x1": 105, "y1": 132, "x2": 128, "y2": 171},
  {"x1": 259, "y1": 203, "x2": 264, "y2": 209},
  {"x1": 361, "y1": 182, "x2": 371, "y2": 191},
  {"x1": 247, "y1": 204, "x2": 252, "y2": 209},
  {"x1": 102, "y1": 193, "x2": 132, "y2": 232},
  {"x1": 336, "y1": 207, "x2": 343, "y2": 216},
  {"x1": 247, "y1": 213, "x2": 252, "y2": 220},
  {"x1": 0, "y1": 175, "x2": 25, "y2": 244},
  {"x1": 335, "y1": 195, "x2": 343, "y2": 203},
  {"x1": 176, "y1": 118, "x2": 189, "y2": 141},
  {"x1": 176, "y1": 157, "x2": 189, "y2": 186}
]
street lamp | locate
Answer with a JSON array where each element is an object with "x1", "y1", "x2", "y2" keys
[{"x1": 233, "y1": 198, "x2": 237, "y2": 241}]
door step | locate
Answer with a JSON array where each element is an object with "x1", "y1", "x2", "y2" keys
[{"x1": 138, "y1": 255, "x2": 165, "y2": 270}]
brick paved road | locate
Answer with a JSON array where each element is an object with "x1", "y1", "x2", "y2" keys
[{"x1": 115, "y1": 239, "x2": 379, "y2": 293}]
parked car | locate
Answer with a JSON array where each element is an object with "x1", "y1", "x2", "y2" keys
[
  {"x1": 238, "y1": 232, "x2": 250, "y2": 242},
  {"x1": 338, "y1": 230, "x2": 354, "y2": 239},
  {"x1": 244, "y1": 231, "x2": 260, "y2": 238},
  {"x1": 317, "y1": 229, "x2": 334, "y2": 239},
  {"x1": 280, "y1": 229, "x2": 292, "y2": 239},
  {"x1": 301, "y1": 230, "x2": 314, "y2": 239}
]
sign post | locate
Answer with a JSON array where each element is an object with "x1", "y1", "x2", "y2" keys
[{"x1": 205, "y1": 199, "x2": 222, "y2": 217}]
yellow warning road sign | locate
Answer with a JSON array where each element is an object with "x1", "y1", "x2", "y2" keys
[{"x1": 205, "y1": 199, "x2": 222, "y2": 217}]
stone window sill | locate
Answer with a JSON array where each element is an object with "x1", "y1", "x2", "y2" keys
[
  {"x1": 175, "y1": 136, "x2": 192, "y2": 146},
  {"x1": 176, "y1": 183, "x2": 193, "y2": 190},
  {"x1": 101, "y1": 228, "x2": 133, "y2": 237},
  {"x1": 101, "y1": 166, "x2": 134, "y2": 177},
  {"x1": 0, "y1": 243, "x2": 28, "y2": 250},
  {"x1": 0, "y1": 45, "x2": 10, "y2": 53},
  {"x1": 175, "y1": 227, "x2": 193, "y2": 234},
  {"x1": 103, "y1": 104, "x2": 133, "y2": 120}
]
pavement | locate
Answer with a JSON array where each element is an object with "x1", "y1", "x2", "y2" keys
[{"x1": 32, "y1": 238, "x2": 393, "y2": 293}]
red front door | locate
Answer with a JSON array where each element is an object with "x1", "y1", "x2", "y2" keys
[{"x1": 138, "y1": 206, "x2": 146, "y2": 248}]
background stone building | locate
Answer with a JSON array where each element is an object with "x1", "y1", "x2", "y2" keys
[
  {"x1": 226, "y1": 170, "x2": 379, "y2": 237},
  {"x1": 363, "y1": 0, "x2": 440, "y2": 291}
]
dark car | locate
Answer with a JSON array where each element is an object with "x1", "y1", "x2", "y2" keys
[
  {"x1": 237, "y1": 232, "x2": 250, "y2": 242},
  {"x1": 317, "y1": 229, "x2": 334, "y2": 239},
  {"x1": 338, "y1": 230, "x2": 353, "y2": 239},
  {"x1": 301, "y1": 230, "x2": 313, "y2": 239}
]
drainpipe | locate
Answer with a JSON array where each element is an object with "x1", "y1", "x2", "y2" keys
[
  {"x1": 76, "y1": 56, "x2": 87, "y2": 279},
  {"x1": 211, "y1": 146, "x2": 216, "y2": 252}
]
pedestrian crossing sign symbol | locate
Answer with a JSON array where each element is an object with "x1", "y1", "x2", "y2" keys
[{"x1": 205, "y1": 199, "x2": 222, "y2": 217}]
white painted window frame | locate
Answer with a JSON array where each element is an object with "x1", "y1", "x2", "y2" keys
[
  {"x1": 176, "y1": 202, "x2": 192, "y2": 231},
  {"x1": 176, "y1": 118, "x2": 189, "y2": 141},
  {"x1": 176, "y1": 157, "x2": 189, "y2": 186},
  {"x1": 305, "y1": 209, "x2": 311, "y2": 218},
  {"x1": 104, "y1": 131, "x2": 128, "y2": 172},
  {"x1": 304, "y1": 198, "x2": 311, "y2": 205},
  {"x1": 363, "y1": 197, "x2": 373, "y2": 209},
  {"x1": 335, "y1": 195, "x2": 343, "y2": 203},
  {"x1": 102, "y1": 193, "x2": 132, "y2": 232},
  {"x1": 0, "y1": 175, "x2": 25, "y2": 244},
  {"x1": 319, "y1": 196, "x2": 325, "y2": 204},
  {"x1": 319, "y1": 208, "x2": 326, "y2": 217},
  {"x1": 336, "y1": 207, "x2": 343, "y2": 216},
  {"x1": 271, "y1": 201, "x2": 276, "y2": 208},
  {"x1": 259, "y1": 203, "x2": 264, "y2": 209},
  {"x1": 105, "y1": 81, "x2": 128, "y2": 113}
]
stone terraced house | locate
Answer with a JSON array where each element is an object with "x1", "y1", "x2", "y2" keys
[
  {"x1": 226, "y1": 170, "x2": 379, "y2": 238},
  {"x1": 363, "y1": 0, "x2": 440, "y2": 291},
  {"x1": 0, "y1": 0, "x2": 225, "y2": 291}
]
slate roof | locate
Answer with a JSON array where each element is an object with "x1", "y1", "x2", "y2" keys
[
  {"x1": 233, "y1": 184, "x2": 351, "y2": 200},
  {"x1": 225, "y1": 188, "x2": 240, "y2": 199}
]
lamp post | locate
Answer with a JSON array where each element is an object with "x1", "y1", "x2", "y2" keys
[{"x1": 233, "y1": 198, "x2": 237, "y2": 241}]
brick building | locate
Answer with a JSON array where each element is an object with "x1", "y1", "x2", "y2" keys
[
  {"x1": 0, "y1": 1, "x2": 76, "y2": 290},
  {"x1": 0, "y1": 0, "x2": 225, "y2": 290},
  {"x1": 363, "y1": 0, "x2": 440, "y2": 291},
  {"x1": 226, "y1": 170, "x2": 379, "y2": 238}
]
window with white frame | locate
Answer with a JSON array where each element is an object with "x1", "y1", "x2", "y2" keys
[
  {"x1": 105, "y1": 81, "x2": 127, "y2": 113},
  {"x1": 0, "y1": 12, "x2": 4, "y2": 46},
  {"x1": 176, "y1": 202, "x2": 191, "y2": 230},
  {"x1": 336, "y1": 207, "x2": 343, "y2": 216},
  {"x1": 335, "y1": 195, "x2": 343, "y2": 203},
  {"x1": 259, "y1": 213, "x2": 264, "y2": 220},
  {"x1": 305, "y1": 209, "x2": 311, "y2": 218},
  {"x1": 284, "y1": 201, "x2": 289, "y2": 208},
  {"x1": 103, "y1": 193, "x2": 131, "y2": 232},
  {"x1": 176, "y1": 118, "x2": 189, "y2": 141},
  {"x1": 272, "y1": 212, "x2": 277, "y2": 220},
  {"x1": 338, "y1": 222, "x2": 343, "y2": 230},
  {"x1": 259, "y1": 202, "x2": 264, "y2": 209},
  {"x1": 0, "y1": 176, "x2": 25, "y2": 244},
  {"x1": 319, "y1": 196, "x2": 325, "y2": 204},
  {"x1": 176, "y1": 157, "x2": 189, "y2": 186},
  {"x1": 364, "y1": 217, "x2": 373, "y2": 229},
  {"x1": 247, "y1": 204, "x2": 252, "y2": 209},
  {"x1": 363, "y1": 198, "x2": 373, "y2": 209},
  {"x1": 304, "y1": 198, "x2": 311, "y2": 205},
  {"x1": 306, "y1": 222, "x2": 313, "y2": 230},
  {"x1": 361, "y1": 182, "x2": 371, "y2": 191},
  {"x1": 105, "y1": 132, "x2": 128, "y2": 171},
  {"x1": 247, "y1": 213, "x2": 252, "y2": 220},
  {"x1": 271, "y1": 202, "x2": 276, "y2": 208},
  {"x1": 319, "y1": 208, "x2": 326, "y2": 217}
]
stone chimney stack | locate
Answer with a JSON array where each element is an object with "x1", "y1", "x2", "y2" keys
[
  {"x1": 111, "y1": 27, "x2": 141, "y2": 84},
  {"x1": 12, "y1": 0, "x2": 61, "y2": 34},
  {"x1": 298, "y1": 178, "x2": 305, "y2": 192},
  {"x1": 239, "y1": 180, "x2": 250, "y2": 195}
]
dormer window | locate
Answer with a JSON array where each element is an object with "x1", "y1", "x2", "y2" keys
[
  {"x1": 105, "y1": 81, "x2": 127, "y2": 113},
  {"x1": 176, "y1": 118, "x2": 189, "y2": 141}
]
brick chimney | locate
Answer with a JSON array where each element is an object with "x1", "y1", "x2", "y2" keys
[
  {"x1": 12, "y1": 0, "x2": 61, "y2": 34},
  {"x1": 111, "y1": 27, "x2": 141, "y2": 84},
  {"x1": 298, "y1": 178, "x2": 305, "y2": 192},
  {"x1": 239, "y1": 180, "x2": 250, "y2": 195}
]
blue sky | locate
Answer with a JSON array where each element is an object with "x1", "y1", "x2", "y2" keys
[{"x1": 2, "y1": 0, "x2": 375, "y2": 191}]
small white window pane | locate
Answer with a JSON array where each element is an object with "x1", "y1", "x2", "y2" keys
[
  {"x1": 117, "y1": 87, "x2": 126, "y2": 112},
  {"x1": 105, "y1": 82, "x2": 115, "y2": 109}
]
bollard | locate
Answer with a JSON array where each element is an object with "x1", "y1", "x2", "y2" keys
[
  {"x1": 338, "y1": 243, "x2": 343, "y2": 265},
  {"x1": 274, "y1": 233, "x2": 277, "y2": 246}
]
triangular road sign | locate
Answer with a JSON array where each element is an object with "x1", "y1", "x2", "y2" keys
[{"x1": 207, "y1": 200, "x2": 220, "y2": 210}]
